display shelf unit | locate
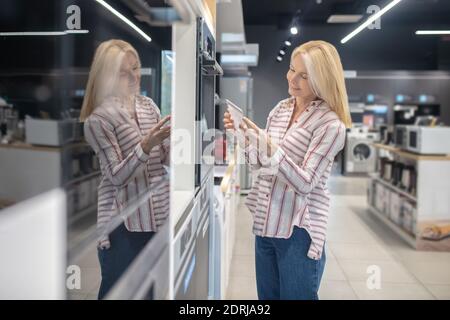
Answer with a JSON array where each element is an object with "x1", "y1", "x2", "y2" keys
[
  {"x1": 368, "y1": 205, "x2": 417, "y2": 247},
  {"x1": 368, "y1": 173, "x2": 417, "y2": 203},
  {"x1": 369, "y1": 143, "x2": 450, "y2": 251}
]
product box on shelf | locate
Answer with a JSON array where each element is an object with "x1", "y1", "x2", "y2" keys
[
  {"x1": 368, "y1": 180, "x2": 376, "y2": 207},
  {"x1": 89, "y1": 177, "x2": 99, "y2": 206},
  {"x1": 389, "y1": 192, "x2": 403, "y2": 227},
  {"x1": 402, "y1": 200, "x2": 416, "y2": 235},
  {"x1": 78, "y1": 180, "x2": 91, "y2": 210},
  {"x1": 66, "y1": 186, "x2": 78, "y2": 216},
  {"x1": 389, "y1": 192, "x2": 403, "y2": 224},
  {"x1": 374, "y1": 182, "x2": 389, "y2": 214}
]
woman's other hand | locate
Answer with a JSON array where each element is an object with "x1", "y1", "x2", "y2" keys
[
  {"x1": 141, "y1": 115, "x2": 171, "y2": 154},
  {"x1": 223, "y1": 111, "x2": 235, "y2": 131},
  {"x1": 241, "y1": 117, "x2": 278, "y2": 157}
]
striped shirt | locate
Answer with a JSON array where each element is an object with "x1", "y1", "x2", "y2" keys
[
  {"x1": 84, "y1": 95, "x2": 170, "y2": 248},
  {"x1": 244, "y1": 97, "x2": 346, "y2": 260}
]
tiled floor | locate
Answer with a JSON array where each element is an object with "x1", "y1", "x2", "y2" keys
[
  {"x1": 226, "y1": 175, "x2": 450, "y2": 300},
  {"x1": 67, "y1": 244, "x2": 101, "y2": 300}
]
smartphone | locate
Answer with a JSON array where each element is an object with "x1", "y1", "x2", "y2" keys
[{"x1": 226, "y1": 99, "x2": 244, "y2": 131}]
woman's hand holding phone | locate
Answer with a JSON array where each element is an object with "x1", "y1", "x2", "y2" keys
[{"x1": 223, "y1": 112, "x2": 278, "y2": 157}]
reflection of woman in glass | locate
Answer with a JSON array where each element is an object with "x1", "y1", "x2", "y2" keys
[{"x1": 80, "y1": 39, "x2": 170, "y2": 299}]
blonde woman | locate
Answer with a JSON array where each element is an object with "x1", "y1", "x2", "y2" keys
[
  {"x1": 80, "y1": 39, "x2": 170, "y2": 299},
  {"x1": 224, "y1": 40, "x2": 351, "y2": 300}
]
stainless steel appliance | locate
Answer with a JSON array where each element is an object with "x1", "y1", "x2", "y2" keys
[
  {"x1": 195, "y1": 17, "x2": 223, "y2": 189},
  {"x1": 25, "y1": 118, "x2": 83, "y2": 146},
  {"x1": 343, "y1": 128, "x2": 379, "y2": 175},
  {"x1": 407, "y1": 126, "x2": 450, "y2": 155},
  {"x1": 394, "y1": 125, "x2": 409, "y2": 149},
  {"x1": 174, "y1": 172, "x2": 213, "y2": 299},
  {"x1": 383, "y1": 161, "x2": 394, "y2": 181},
  {"x1": 400, "y1": 165, "x2": 417, "y2": 195}
]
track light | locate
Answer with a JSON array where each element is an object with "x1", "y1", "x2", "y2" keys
[
  {"x1": 340, "y1": 0, "x2": 402, "y2": 44},
  {"x1": 95, "y1": 0, "x2": 152, "y2": 42},
  {"x1": 416, "y1": 30, "x2": 450, "y2": 35}
]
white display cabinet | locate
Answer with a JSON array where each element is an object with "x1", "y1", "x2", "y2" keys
[{"x1": 368, "y1": 143, "x2": 450, "y2": 251}]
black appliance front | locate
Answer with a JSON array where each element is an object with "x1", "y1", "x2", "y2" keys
[{"x1": 195, "y1": 17, "x2": 223, "y2": 189}]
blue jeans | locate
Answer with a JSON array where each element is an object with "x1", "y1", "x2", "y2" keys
[
  {"x1": 255, "y1": 227, "x2": 326, "y2": 300},
  {"x1": 97, "y1": 224, "x2": 155, "y2": 300}
]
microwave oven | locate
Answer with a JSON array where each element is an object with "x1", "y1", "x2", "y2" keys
[
  {"x1": 394, "y1": 125, "x2": 409, "y2": 149},
  {"x1": 407, "y1": 126, "x2": 450, "y2": 155}
]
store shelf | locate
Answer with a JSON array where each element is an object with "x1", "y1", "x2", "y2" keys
[
  {"x1": 373, "y1": 143, "x2": 450, "y2": 161},
  {"x1": 369, "y1": 173, "x2": 417, "y2": 203},
  {"x1": 368, "y1": 205, "x2": 416, "y2": 248},
  {"x1": 68, "y1": 203, "x2": 97, "y2": 225},
  {"x1": 0, "y1": 141, "x2": 89, "y2": 152},
  {"x1": 64, "y1": 171, "x2": 100, "y2": 187}
]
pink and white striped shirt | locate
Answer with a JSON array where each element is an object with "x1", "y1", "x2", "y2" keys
[
  {"x1": 84, "y1": 95, "x2": 170, "y2": 248},
  {"x1": 244, "y1": 97, "x2": 346, "y2": 260}
]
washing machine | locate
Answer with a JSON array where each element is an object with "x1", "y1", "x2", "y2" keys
[{"x1": 343, "y1": 128, "x2": 379, "y2": 175}]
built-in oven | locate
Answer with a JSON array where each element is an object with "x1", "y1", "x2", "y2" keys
[{"x1": 195, "y1": 17, "x2": 223, "y2": 189}]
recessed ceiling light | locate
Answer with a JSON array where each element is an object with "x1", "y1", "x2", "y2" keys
[
  {"x1": 285, "y1": 40, "x2": 292, "y2": 46},
  {"x1": 341, "y1": 0, "x2": 402, "y2": 44},
  {"x1": 290, "y1": 27, "x2": 298, "y2": 35},
  {"x1": 327, "y1": 15, "x2": 363, "y2": 24},
  {"x1": 276, "y1": 56, "x2": 283, "y2": 62},
  {"x1": 279, "y1": 49, "x2": 286, "y2": 56},
  {"x1": 416, "y1": 30, "x2": 450, "y2": 35}
]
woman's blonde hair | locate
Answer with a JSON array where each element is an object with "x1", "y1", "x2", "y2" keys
[
  {"x1": 80, "y1": 39, "x2": 141, "y2": 121},
  {"x1": 291, "y1": 40, "x2": 352, "y2": 128}
]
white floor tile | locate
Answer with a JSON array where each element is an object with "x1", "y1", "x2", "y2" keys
[
  {"x1": 349, "y1": 281, "x2": 435, "y2": 300},
  {"x1": 425, "y1": 285, "x2": 450, "y2": 300},
  {"x1": 326, "y1": 228, "x2": 380, "y2": 245},
  {"x1": 233, "y1": 237, "x2": 255, "y2": 256},
  {"x1": 226, "y1": 276, "x2": 258, "y2": 300},
  {"x1": 67, "y1": 291, "x2": 87, "y2": 300},
  {"x1": 322, "y1": 259, "x2": 347, "y2": 281},
  {"x1": 77, "y1": 267, "x2": 101, "y2": 294},
  {"x1": 329, "y1": 243, "x2": 395, "y2": 261},
  {"x1": 403, "y1": 261, "x2": 450, "y2": 285},
  {"x1": 319, "y1": 280, "x2": 358, "y2": 300},
  {"x1": 338, "y1": 260, "x2": 418, "y2": 284},
  {"x1": 230, "y1": 255, "x2": 255, "y2": 278}
]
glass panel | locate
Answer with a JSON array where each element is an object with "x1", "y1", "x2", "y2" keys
[{"x1": 0, "y1": 0, "x2": 172, "y2": 300}]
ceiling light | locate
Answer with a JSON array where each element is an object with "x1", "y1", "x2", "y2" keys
[
  {"x1": 327, "y1": 14, "x2": 363, "y2": 24},
  {"x1": 279, "y1": 49, "x2": 286, "y2": 56},
  {"x1": 416, "y1": 30, "x2": 450, "y2": 35},
  {"x1": 0, "y1": 30, "x2": 89, "y2": 36},
  {"x1": 95, "y1": 0, "x2": 152, "y2": 42},
  {"x1": 290, "y1": 26, "x2": 298, "y2": 35},
  {"x1": 285, "y1": 40, "x2": 292, "y2": 46},
  {"x1": 341, "y1": 0, "x2": 402, "y2": 44},
  {"x1": 276, "y1": 56, "x2": 283, "y2": 62}
]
